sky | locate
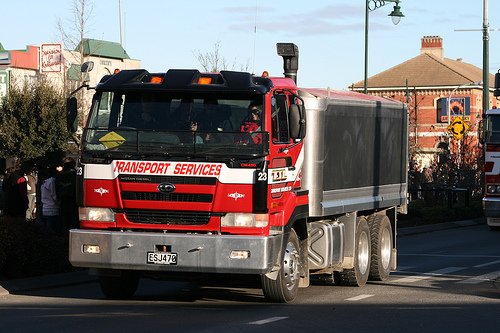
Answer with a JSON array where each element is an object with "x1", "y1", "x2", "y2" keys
[{"x1": 1, "y1": 0, "x2": 500, "y2": 90}]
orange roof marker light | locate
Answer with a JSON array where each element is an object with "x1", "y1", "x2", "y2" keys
[
  {"x1": 198, "y1": 77, "x2": 213, "y2": 85},
  {"x1": 114, "y1": 69, "x2": 120, "y2": 74},
  {"x1": 150, "y1": 76, "x2": 163, "y2": 84},
  {"x1": 262, "y1": 71, "x2": 269, "y2": 77}
]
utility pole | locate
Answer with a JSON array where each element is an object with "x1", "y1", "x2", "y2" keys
[
  {"x1": 119, "y1": 0, "x2": 124, "y2": 48},
  {"x1": 483, "y1": 0, "x2": 489, "y2": 118},
  {"x1": 455, "y1": 0, "x2": 498, "y2": 118}
]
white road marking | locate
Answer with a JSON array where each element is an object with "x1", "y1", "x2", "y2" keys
[
  {"x1": 248, "y1": 317, "x2": 288, "y2": 325},
  {"x1": 393, "y1": 267, "x2": 466, "y2": 283},
  {"x1": 457, "y1": 271, "x2": 500, "y2": 284},
  {"x1": 393, "y1": 266, "x2": 415, "y2": 272},
  {"x1": 474, "y1": 260, "x2": 500, "y2": 268},
  {"x1": 345, "y1": 294, "x2": 374, "y2": 301}
]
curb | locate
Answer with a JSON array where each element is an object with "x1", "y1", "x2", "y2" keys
[
  {"x1": 0, "y1": 218, "x2": 488, "y2": 296},
  {"x1": 397, "y1": 217, "x2": 486, "y2": 236}
]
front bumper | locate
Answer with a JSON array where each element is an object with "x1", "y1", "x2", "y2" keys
[
  {"x1": 69, "y1": 229, "x2": 283, "y2": 275},
  {"x1": 483, "y1": 197, "x2": 500, "y2": 217}
]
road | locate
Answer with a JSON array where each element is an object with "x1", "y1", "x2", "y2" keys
[{"x1": 1, "y1": 223, "x2": 500, "y2": 332}]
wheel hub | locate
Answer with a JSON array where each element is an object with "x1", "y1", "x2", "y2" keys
[{"x1": 283, "y1": 241, "x2": 300, "y2": 290}]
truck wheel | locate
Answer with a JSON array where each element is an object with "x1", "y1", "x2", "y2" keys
[
  {"x1": 338, "y1": 217, "x2": 371, "y2": 286},
  {"x1": 98, "y1": 271, "x2": 140, "y2": 299},
  {"x1": 368, "y1": 214, "x2": 393, "y2": 281},
  {"x1": 261, "y1": 229, "x2": 300, "y2": 302}
]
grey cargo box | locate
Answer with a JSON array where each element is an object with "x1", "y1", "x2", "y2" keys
[{"x1": 299, "y1": 88, "x2": 408, "y2": 217}]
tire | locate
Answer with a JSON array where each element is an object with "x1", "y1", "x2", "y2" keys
[
  {"x1": 368, "y1": 214, "x2": 393, "y2": 281},
  {"x1": 99, "y1": 271, "x2": 140, "y2": 299},
  {"x1": 261, "y1": 229, "x2": 301, "y2": 302},
  {"x1": 337, "y1": 217, "x2": 371, "y2": 286}
]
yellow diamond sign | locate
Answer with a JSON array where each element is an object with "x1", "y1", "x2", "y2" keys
[
  {"x1": 447, "y1": 116, "x2": 469, "y2": 140},
  {"x1": 99, "y1": 131, "x2": 126, "y2": 148}
]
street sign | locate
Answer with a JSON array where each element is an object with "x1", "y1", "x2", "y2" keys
[
  {"x1": 447, "y1": 116, "x2": 469, "y2": 140},
  {"x1": 0, "y1": 71, "x2": 8, "y2": 105}
]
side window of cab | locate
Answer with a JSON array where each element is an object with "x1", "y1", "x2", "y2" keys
[{"x1": 271, "y1": 94, "x2": 290, "y2": 144}]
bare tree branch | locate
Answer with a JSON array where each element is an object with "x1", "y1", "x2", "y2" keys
[
  {"x1": 56, "y1": 0, "x2": 95, "y2": 66},
  {"x1": 193, "y1": 41, "x2": 247, "y2": 72}
]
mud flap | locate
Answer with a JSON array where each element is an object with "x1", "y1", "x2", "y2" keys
[{"x1": 299, "y1": 237, "x2": 310, "y2": 287}]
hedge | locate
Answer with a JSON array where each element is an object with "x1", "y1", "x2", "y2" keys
[{"x1": 0, "y1": 216, "x2": 75, "y2": 280}]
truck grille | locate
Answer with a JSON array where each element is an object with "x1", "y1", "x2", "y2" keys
[
  {"x1": 116, "y1": 209, "x2": 212, "y2": 225},
  {"x1": 119, "y1": 174, "x2": 216, "y2": 205},
  {"x1": 119, "y1": 175, "x2": 216, "y2": 185},
  {"x1": 121, "y1": 192, "x2": 213, "y2": 203}
]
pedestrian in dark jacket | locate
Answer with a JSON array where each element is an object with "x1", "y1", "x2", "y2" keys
[
  {"x1": 56, "y1": 157, "x2": 79, "y2": 233},
  {"x1": 3, "y1": 160, "x2": 28, "y2": 218}
]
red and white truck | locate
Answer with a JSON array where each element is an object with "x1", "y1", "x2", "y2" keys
[
  {"x1": 67, "y1": 43, "x2": 408, "y2": 302},
  {"x1": 483, "y1": 72, "x2": 500, "y2": 229}
]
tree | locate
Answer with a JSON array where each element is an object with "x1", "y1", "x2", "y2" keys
[
  {"x1": 57, "y1": 0, "x2": 95, "y2": 126},
  {"x1": 57, "y1": 0, "x2": 95, "y2": 74},
  {"x1": 0, "y1": 78, "x2": 69, "y2": 167},
  {"x1": 193, "y1": 41, "x2": 251, "y2": 72}
]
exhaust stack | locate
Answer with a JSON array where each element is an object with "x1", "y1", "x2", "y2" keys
[{"x1": 277, "y1": 43, "x2": 299, "y2": 84}]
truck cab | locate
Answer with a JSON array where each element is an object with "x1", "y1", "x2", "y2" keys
[{"x1": 483, "y1": 108, "x2": 500, "y2": 228}]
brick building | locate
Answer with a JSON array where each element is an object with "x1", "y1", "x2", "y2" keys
[{"x1": 351, "y1": 36, "x2": 498, "y2": 169}]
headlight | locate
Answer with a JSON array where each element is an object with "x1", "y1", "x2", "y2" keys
[
  {"x1": 487, "y1": 184, "x2": 500, "y2": 194},
  {"x1": 221, "y1": 213, "x2": 268, "y2": 227},
  {"x1": 79, "y1": 207, "x2": 116, "y2": 222}
]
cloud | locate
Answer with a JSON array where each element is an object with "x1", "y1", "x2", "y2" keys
[{"x1": 226, "y1": 4, "x2": 364, "y2": 36}]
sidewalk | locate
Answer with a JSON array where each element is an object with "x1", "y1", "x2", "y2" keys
[
  {"x1": 0, "y1": 270, "x2": 97, "y2": 296},
  {"x1": 0, "y1": 217, "x2": 488, "y2": 296},
  {"x1": 397, "y1": 217, "x2": 486, "y2": 236}
]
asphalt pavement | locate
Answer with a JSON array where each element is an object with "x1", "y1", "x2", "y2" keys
[{"x1": 0, "y1": 217, "x2": 487, "y2": 296}]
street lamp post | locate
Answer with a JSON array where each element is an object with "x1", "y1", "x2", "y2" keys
[{"x1": 364, "y1": 0, "x2": 405, "y2": 94}]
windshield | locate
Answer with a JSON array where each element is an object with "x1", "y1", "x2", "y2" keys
[
  {"x1": 487, "y1": 115, "x2": 500, "y2": 143},
  {"x1": 83, "y1": 91, "x2": 268, "y2": 157}
]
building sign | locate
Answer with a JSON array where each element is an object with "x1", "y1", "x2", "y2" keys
[
  {"x1": 439, "y1": 97, "x2": 471, "y2": 122},
  {"x1": 0, "y1": 71, "x2": 8, "y2": 105},
  {"x1": 40, "y1": 43, "x2": 63, "y2": 73}
]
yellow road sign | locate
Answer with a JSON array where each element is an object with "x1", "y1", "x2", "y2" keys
[
  {"x1": 447, "y1": 116, "x2": 469, "y2": 140},
  {"x1": 99, "y1": 131, "x2": 126, "y2": 148}
]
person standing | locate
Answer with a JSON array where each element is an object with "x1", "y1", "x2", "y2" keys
[
  {"x1": 3, "y1": 160, "x2": 28, "y2": 218},
  {"x1": 25, "y1": 168, "x2": 37, "y2": 220},
  {"x1": 56, "y1": 157, "x2": 79, "y2": 233},
  {"x1": 39, "y1": 167, "x2": 61, "y2": 234}
]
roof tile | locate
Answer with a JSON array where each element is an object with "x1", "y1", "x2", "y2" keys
[{"x1": 352, "y1": 53, "x2": 493, "y2": 88}]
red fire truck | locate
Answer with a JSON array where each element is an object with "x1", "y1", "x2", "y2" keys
[
  {"x1": 67, "y1": 43, "x2": 408, "y2": 302},
  {"x1": 483, "y1": 72, "x2": 500, "y2": 230}
]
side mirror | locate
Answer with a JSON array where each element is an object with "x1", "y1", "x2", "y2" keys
[
  {"x1": 495, "y1": 72, "x2": 500, "y2": 97},
  {"x1": 289, "y1": 104, "x2": 306, "y2": 140},
  {"x1": 81, "y1": 61, "x2": 94, "y2": 74},
  {"x1": 66, "y1": 97, "x2": 78, "y2": 133}
]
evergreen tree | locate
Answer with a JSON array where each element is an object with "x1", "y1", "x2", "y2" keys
[{"x1": 0, "y1": 78, "x2": 69, "y2": 165}]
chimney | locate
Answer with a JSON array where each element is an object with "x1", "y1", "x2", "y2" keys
[{"x1": 421, "y1": 36, "x2": 444, "y2": 60}]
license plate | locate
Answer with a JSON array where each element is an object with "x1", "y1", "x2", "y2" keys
[{"x1": 147, "y1": 252, "x2": 178, "y2": 265}]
